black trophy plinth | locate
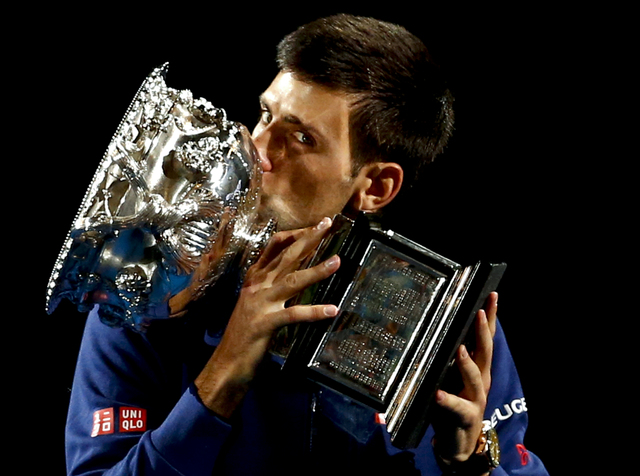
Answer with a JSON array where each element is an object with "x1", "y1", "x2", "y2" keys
[{"x1": 271, "y1": 213, "x2": 506, "y2": 449}]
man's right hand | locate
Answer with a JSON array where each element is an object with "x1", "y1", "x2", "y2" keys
[{"x1": 194, "y1": 217, "x2": 340, "y2": 418}]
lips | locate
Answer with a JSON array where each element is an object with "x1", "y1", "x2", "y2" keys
[
  {"x1": 239, "y1": 124, "x2": 272, "y2": 173},
  {"x1": 258, "y1": 152, "x2": 273, "y2": 173}
]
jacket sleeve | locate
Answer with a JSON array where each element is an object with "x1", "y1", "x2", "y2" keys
[
  {"x1": 479, "y1": 321, "x2": 549, "y2": 476},
  {"x1": 65, "y1": 308, "x2": 232, "y2": 476}
]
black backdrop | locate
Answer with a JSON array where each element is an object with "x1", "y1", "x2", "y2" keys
[{"x1": 15, "y1": 3, "x2": 602, "y2": 474}]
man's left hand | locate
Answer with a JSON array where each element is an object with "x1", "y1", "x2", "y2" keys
[{"x1": 432, "y1": 292, "x2": 499, "y2": 464}]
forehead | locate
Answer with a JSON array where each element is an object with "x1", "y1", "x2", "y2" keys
[{"x1": 261, "y1": 72, "x2": 352, "y2": 142}]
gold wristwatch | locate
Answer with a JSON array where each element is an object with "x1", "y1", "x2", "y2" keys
[{"x1": 437, "y1": 427, "x2": 501, "y2": 475}]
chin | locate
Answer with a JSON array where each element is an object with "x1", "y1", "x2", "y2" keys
[{"x1": 257, "y1": 202, "x2": 296, "y2": 232}]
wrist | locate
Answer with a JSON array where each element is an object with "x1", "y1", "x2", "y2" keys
[
  {"x1": 434, "y1": 427, "x2": 501, "y2": 476},
  {"x1": 194, "y1": 351, "x2": 252, "y2": 419}
]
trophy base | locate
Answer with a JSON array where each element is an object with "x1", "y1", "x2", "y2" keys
[{"x1": 270, "y1": 214, "x2": 505, "y2": 449}]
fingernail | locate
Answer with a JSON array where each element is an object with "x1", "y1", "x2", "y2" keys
[
  {"x1": 478, "y1": 309, "x2": 487, "y2": 323},
  {"x1": 324, "y1": 255, "x2": 339, "y2": 268},
  {"x1": 324, "y1": 305, "x2": 339, "y2": 317},
  {"x1": 459, "y1": 345, "x2": 468, "y2": 359},
  {"x1": 316, "y1": 217, "x2": 332, "y2": 231}
]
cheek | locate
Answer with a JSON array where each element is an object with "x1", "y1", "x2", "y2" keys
[
  {"x1": 299, "y1": 171, "x2": 355, "y2": 212},
  {"x1": 290, "y1": 161, "x2": 336, "y2": 195},
  {"x1": 263, "y1": 150, "x2": 354, "y2": 208},
  {"x1": 287, "y1": 172, "x2": 323, "y2": 204},
  {"x1": 265, "y1": 159, "x2": 318, "y2": 193}
]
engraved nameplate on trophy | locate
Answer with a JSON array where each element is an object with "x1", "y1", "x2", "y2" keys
[{"x1": 270, "y1": 213, "x2": 506, "y2": 449}]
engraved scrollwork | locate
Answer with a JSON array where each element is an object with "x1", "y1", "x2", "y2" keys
[{"x1": 46, "y1": 64, "x2": 272, "y2": 330}]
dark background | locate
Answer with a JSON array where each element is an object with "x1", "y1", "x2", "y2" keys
[{"x1": 12, "y1": 2, "x2": 613, "y2": 474}]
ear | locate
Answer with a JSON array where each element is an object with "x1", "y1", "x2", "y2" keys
[{"x1": 349, "y1": 162, "x2": 404, "y2": 213}]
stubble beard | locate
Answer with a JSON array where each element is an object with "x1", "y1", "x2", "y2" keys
[{"x1": 256, "y1": 195, "x2": 303, "y2": 232}]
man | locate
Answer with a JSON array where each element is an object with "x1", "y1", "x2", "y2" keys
[{"x1": 65, "y1": 14, "x2": 548, "y2": 476}]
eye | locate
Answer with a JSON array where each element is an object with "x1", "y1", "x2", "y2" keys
[
  {"x1": 258, "y1": 106, "x2": 272, "y2": 125},
  {"x1": 293, "y1": 131, "x2": 314, "y2": 146}
]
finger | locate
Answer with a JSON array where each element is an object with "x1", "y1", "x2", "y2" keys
[
  {"x1": 253, "y1": 228, "x2": 307, "y2": 269},
  {"x1": 270, "y1": 255, "x2": 341, "y2": 302},
  {"x1": 266, "y1": 217, "x2": 333, "y2": 276},
  {"x1": 454, "y1": 344, "x2": 486, "y2": 405},
  {"x1": 246, "y1": 218, "x2": 332, "y2": 285},
  {"x1": 281, "y1": 217, "x2": 332, "y2": 266},
  {"x1": 435, "y1": 388, "x2": 473, "y2": 426},
  {"x1": 244, "y1": 231, "x2": 301, "y2": 285},
  {"x1": 472, "y1": 310, "x2": 494, "y2": 391},
  {"x1": 485, "y1": 292, "x2": 498, "y2": 338},
  {"x1": 271, "y1": 303, "x2": 340, "y2": 328}
]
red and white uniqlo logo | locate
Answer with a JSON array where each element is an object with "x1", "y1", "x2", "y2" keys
[
  {"x1": 91, "y1": 407, "x2": 147, "y2": 437},
  {"x1": 91, "y1": 408, "x2": 114, "y2": 437},
  {"x1": 119, "y1": 407, "x2": 147, "y2": 433}
]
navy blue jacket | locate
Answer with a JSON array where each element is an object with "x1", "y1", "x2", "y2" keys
[{"x1": 66, "y1": 306, "x2": 549, "y2": 475}]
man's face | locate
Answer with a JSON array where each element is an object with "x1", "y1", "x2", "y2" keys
[{"x1": 253, "y1": 72, "x2": 365, "y2": 230}]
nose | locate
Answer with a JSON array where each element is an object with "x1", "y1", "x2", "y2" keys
[
  {"x1": 251, "y1": 125, "x2": 278, "y2": 173},
  {"x1": 240, "y1": 124, "x2": 272, "y2": 173}
]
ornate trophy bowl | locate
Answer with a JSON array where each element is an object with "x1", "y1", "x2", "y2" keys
[{"x1": 46, "y1": 64, "x2": 273, "y2": 331}]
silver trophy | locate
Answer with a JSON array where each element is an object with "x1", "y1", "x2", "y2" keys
[{"x1": 46, "y1": 64, "x2": 273, "y2": 331}]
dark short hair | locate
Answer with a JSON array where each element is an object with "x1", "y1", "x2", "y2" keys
[{"x1": 276, "y1": 14, "x2": 454, "y2": 185}]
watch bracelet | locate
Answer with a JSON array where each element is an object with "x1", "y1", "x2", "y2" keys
[{"x1": 432, "y1": 428, "x2": 500, "y2": 476}]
